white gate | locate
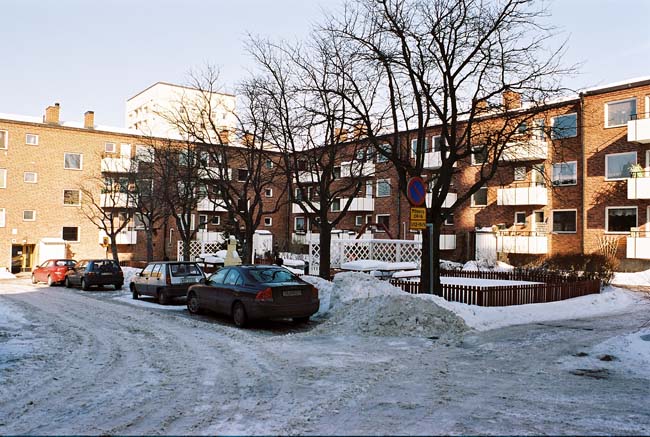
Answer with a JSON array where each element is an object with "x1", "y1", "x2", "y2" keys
[
  {"x1": 177, "y1": 240, "x2": 224, "y2": 261},
  {"x1": 475, "y1": 229, "x2": 497, "y2": 262}
]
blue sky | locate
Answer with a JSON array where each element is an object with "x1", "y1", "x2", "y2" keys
[{"x1": 1, "y1": 0, "x2": 648, "y2": 127}]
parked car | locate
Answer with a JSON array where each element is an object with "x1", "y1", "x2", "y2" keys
[
  {"x1": 64, "y1": 259, "x2": 124, "y2": 290},
  {"x1": 130, "y1": 261, "x2": 205, "y2": 305},
  {"x1": 31, "y1": 259, "x2": 77, "y2": 286},
  {"x1": 186, "y1": 265, "x2": 319, "y2": 327}
]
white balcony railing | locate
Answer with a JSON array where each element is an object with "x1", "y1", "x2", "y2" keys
[
  {"x1": 340, "y1": 161, "x2": 375, "y2": 178},
  {"x1": 199, "y1": 167, "x2": 232, "y2": 180},
  {"x1": 426, "y1": 192, "x2": 457, "y2": 208},
  {"x1": 500, "y1": 139, "x2": 548, "y2": 161},
  {"x1": 197, "y1": 197, "x2": 228, "y2": 212},
  {"x1": 338, "y1": 197, "x2": 375, "y2": 212},
  {"x1": 497, "y1": 183, "x2": 548, "y2": 205},
  {"x1": 413, "y1": 233, "x2": 456, "y2": 250},
  {"x1": 196, "y1": 230, "x2": 224, "y2": 243},
  {"x1": 294, "y1": 170, "x2": 321, "y2": 184},
  {"x1": 627, "y1": 175, "x2": 650, "y2": 199},
  {"x1": 628, "y1": 117, "x2": 650, "y2": 144},
  {"x1": 626, "y1": 227, "x2": 650, "y2": 259},
  {"x1": 101, "y1": 157, "x2": 137, "y2": 173},
  {"x1": 100, "y1": 192, "x2": 134, "y2": 208},
  {"x1": 98, "y1": 229, "x2": 137, "y2": 245},
  {"x1": 497, "y1": 231, "x2": 548, "y2": 254},
  {"x1": 292, "y1": 202, "x2": 320, "y2": 214},
  {"x1": 292, "y1": 232, "x2": 320, "y2": 245}
]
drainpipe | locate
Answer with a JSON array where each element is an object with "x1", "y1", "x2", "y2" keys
[{"x1": 579, "y1": 93, "x2": 586, "y2": 255}]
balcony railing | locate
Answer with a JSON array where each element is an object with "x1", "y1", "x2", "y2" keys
[
  {"x1": 497, "y1": 230, "x2": 548, "y2": 254},
  {"x1": 199, "y1": 167, "x2": 232, "y2": 180},
  {"x1": 500, "y1": 139, "x2": 548, "y2": 161},
  {"x1": 628, "y1": 113, "x2": 650, "y2": 144},
  {"x1": 197, "y1": 197, "x2": 228, "y2": 212},
  {"x1": 196, "y1": 230, "x2": 224, "y2": 243},
  {"x1": 627, "y1": 227, "x2": 650, "y2": 259},
  {"x1": 101, "y1": 157, "x2": 137, "y2": 173},
  {"x1": 497, "y1": 182, "x2": 548, "y2": 205},
  {"x1": 425, "y1": 192, "x2": 457, "y2": 208},
  {"x1": 98, "y1": 228, "x2": 137, "y2": 245},
  {"x1": 627, "y1": 171, "x2": 650, "y2": 199},
  {"x1": 340, "y1": 161, "x2": 375, "y2": 178},
  {"x1": 337, "y1": 197, "x2": 375, "y2": 212},
  {"x1": 292, "y1": 202, "x2": 320, "y2": 214},
  {"x1": 294, "y1": 170, "x2": 321, "y2": 184},
  {"x1": 100, "y1": 192, "x2": 134, "y2": 208}
]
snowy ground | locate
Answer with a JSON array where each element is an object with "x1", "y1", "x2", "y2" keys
[{"x1": 1, "y1": 270, "x2": 649, "y2": 435}]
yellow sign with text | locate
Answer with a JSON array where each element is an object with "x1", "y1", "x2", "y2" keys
[{"x1": 410, "y1": 207, "x2": 427, "y2": 230}]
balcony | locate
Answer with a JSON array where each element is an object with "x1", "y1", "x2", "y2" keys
[
  {"x1": 196, "y1": 230, "x2": 225, "y2": 243},
  {"x1": 340, "y1": 161, "x2": 375, "y2": 178},
  {"x1": 292, "y1": 202, "x2": 320, "y2": 214},
  {"x1": 294, "y1": 170, "x2": 321, "y2": 184},
  {"x1": 497, "y1": 183, "x2": 548, "y2": 206},
  {"x1": 440, "y1": 233, "x2": 456, "y2": 250},
  {"x1": 338, "y1": 197, "x2": 374, "y2": 212},
  {"x1": 197, "y1": 197, "x2": 228, "y2": 212},
  {"x1": 98, "y1": 229, "x2": 137, "y2": 245},
  {"x1": 199, "y1": 167, "x2": 232, "y2": 180},
  {"x1": 100, "y1": 192, "x2": 134, "y2": 208},
  {"x1": 500, "y1": 139, "x2": 548, "y2": 161},
  {"x1": 292, "y1": 232, "x2": 320, "y2": 245},
  {"x1": 426, "y1": 192, "x2": 457, "y2": 208},
  {"x1": 101, "y1": 157, "x2": 137, "y2": 173},
  {"x1": 626, "y1": 227, "x2": 650, "y2": 259},
  {"x1": 628, "y1": 115, "x2": 650, "y2": 143},
  {"x1": 627, "y1": 173, "x2": 650, "y2": 199},
  {"x1": 497, "y1": 231, "x2": 548, "y2": 254}
]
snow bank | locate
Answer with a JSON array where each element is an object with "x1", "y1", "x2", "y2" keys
[
  {"x1": 612, "y1": 268, "x2": 650, "y2": 287},
  {"x1": 440, "y1": 259, "x2": 463, "y2": 270},
  {"x1": 340, "y1": 260, "x2": 389, "y2": 271},
  {"x1": 122, "y1": 267, "x2": 142, "y2": 290},
  {"x1": 421, "y1": 286, "x2": 641, "y2": 331},
  {"x1": 0, "y1": 270, "x2": 17, "y2": 279},
  {"x1": 0, "y1": 299, "x2": 28, "y2": 325},
  {"x1": 113, "y1": 295, "x2": 188, "y2": 311},
  {"x1": 463, "y1": 260, "x2": 514, "y2": 272}
]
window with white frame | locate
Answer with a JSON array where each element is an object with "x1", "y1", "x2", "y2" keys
[
  {"x1": 376, "y1": 143, "x2": 390, "y2": 163},
  {"x1": 410, "y1": 138, "x2": 428, "y2": 156},
  {"x1": 210, "y1": 215, "x2": 221, "y2": 226},
  {"x1": 0, "y1": 208, "x2": 5, "y2": 227},
  {"x1": 62, "y1": 226, "x2": 79, "y2": 242},
  {"x1": 471, "y1": 146, "x2": 487, "y2": 165},
  {"x1": 365, "y1": 180, "x2": 373, "y2": 198},
  {"x1": 514, "y1": 166, "x2": 526, "y2": 181},
  {"x1": 135, "y1": 144, "x2": 154, "y2": 162},
  {"x1": 516, "y1": 121, "x2": 527, "y2": 135},
  {"x1": 471, "y1": 187, "x2": 488, "y2": 206},
  {"x1": 355, "y1": 215, "x2": 363, "y2": 226},
  {"x1": 198, "y1": 214, "x2": 208, "y2": 230},
  {"x1": 133, "y1": 213, "x2": 146, "y2": 230},
  {"x1": 443, "y1": 211, "x2": 454, "y2": 225},
  {"x1": 64, "y1": 153, "x2": 82, "y2": 170},
  {"x1": 432, "y1": 135, "x2": 445, "y2": 152},
  {"x1": 264, "y1": 217, "x2": 272, "y2": 226},
  {"x1": 605, "y1": 152, "x2": 636, "y2": 180},
  {"x1": 0, "y1": 130, "x2": 7, "y2": 149},
  {"x1": 264, "y1": 188, "x2": 273, "y2": 198},
  {"x1": 606, "y1": 207, "x2": 637, "y2": 233},
  {"x1": 366, "y1": 214, "x2": 372, "y2": 224},
  {"x1": 23, "y1": 172, "x2": 37, "y2": 183},
  {"x1": 295, "y1": 216, "x2": 306, "y2": 232},
  {"x1": 376, "y1": 179, "x2": 391, "y2": 197},
  {"x1": 376, "y1": 214, "x2": 390, "y2": 230},
  {"x1": 265, "y1": 159, "x2": 274, "y2": 169},
  {"x1": 552, "y1": 210, "x2": 577, "y2": 233},
  {"x1": 237, "y1": 169, "x2": 249, "y2": 182},
  {"x1": 331, "y1": 198, "x2": 341, "y2": 212},
  {"x1": 606, "y1": 98, "x2": 636, "y2": 128},
  {"x1": 552, "y1": 161, "x2": 577, "y2": 186},
  {"x1": 105, "y1": 142, "x2": 116, "y2": 153},
  {"x1": 23, "y1": 210, "x2": 36, "y2": 221},
  {"x1": 550, "y1": 113, "x2": 577, "y2": 139},
  {"x1": 25, "y1": 134, "x2": 39, "y2": 145},
  {"x1": 533, "y1": 119, "x2": 545, "y2": 141},
  {"x1": 0, "y1": 168, "x2": 6, "y2": 188},
  {"x1": 515, "y1": 211, "x2": 526, "y2": 225}
]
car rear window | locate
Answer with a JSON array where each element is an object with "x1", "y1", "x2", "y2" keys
[
  {"x1": 249, "y1": 268, "x2": 299, "y2": 283},
  {"x1": 93, "y1": 260, "x2": 120, "y2": 272},
  {"x1": 56, "y1": 260, "x2": 76, "y2": 267},
  {"x1": 170, "y1": 263, "x2": 202, "y2": 277}
]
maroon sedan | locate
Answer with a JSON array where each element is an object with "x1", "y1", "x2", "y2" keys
[{"x1": 31, "y1": 259, "x2": 77, "y2": 286}]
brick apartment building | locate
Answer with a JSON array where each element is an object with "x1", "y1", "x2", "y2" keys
[{"x1": 2, "y1": 76, "x2": 650, "y2": 272}]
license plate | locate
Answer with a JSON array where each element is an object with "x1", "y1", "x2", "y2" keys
[
  {"x1": 283, "y1": 289, "x2": 302, "y2": 297},
  {"x1": 101, "y1": 272, "x2": 112, "y2": 276}
]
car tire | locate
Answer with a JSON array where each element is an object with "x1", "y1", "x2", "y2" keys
[
  {"x1": 65, "y1": 277, "x2": 71, "y2": 288},
  {"x1": 158, "y1": 289, "x2": 169, "y2": 305},
  {"x1": 293, "y1": 316, "x2": 310, "y2": 324},
  {"x1": 115, "y1": 282, "x2": 123, "y2": 290},
  {"x1": 81, "y1": 279, "x2": 90, "y2": 291},
  {"x1": 130, "y1": 284, "x2": 139, "y2": 300},
  {"x1": 31, "y1": 274, "x2": 37, "y2": 284},
  {"x1": 187, "y1": 292, "x2": 202, "y2": 314},
  {"x1": 232, "y1": 302, "x2": 248, "y2": 328},
  {"x1": 47, "y1": 275, "x2": 54, "y2": 287}
]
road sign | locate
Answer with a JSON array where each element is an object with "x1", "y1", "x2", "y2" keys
[
  {"x1": 407, "y1": 177, "x2": 426, "y2": 206},
  {"x1": 410, "y1": 207, "x2": 427, "y2": 230}
]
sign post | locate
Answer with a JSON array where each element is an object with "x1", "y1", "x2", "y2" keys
[{"x1": 407, "y1": 177, "x2": 433, "y2": 294}]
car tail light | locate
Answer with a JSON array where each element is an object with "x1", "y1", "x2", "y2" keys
[
  {"x1": 255, "y1": 287, "x2": 273, "y2": 302},
  {"x1": 311, "y1": 285, "x2": 319, "y2": 299}
]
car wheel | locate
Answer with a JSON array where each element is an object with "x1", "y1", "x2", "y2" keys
[
  {"x1": 187, "y1": 292, "x2": 202, "y2": 314},
  {"x1": 81, "y1": 278, "x2": 90, "y2": 291},
  {"x1": 31, "y1": 274, "x2": 37, "y2": 284},
  {"x1": 293, "y1": 316, "x2": 310, "y2": 324},
  {"x1": 232, "y1": 302, "x2": 248, "y2": 328},
  {"x1": 130, "y1": 284, "x2": 139, "y2": 300},
  {"x1": 115, "y1": 282, "x2": 123, "y2": 290},
  {"x1": 47, "y1": 275, "x2": 54, "y2": 287},
  {"x1": 65, "y1": 277, "x2": 71, "y2": 288},
  {"x1": 158, "y1": 289, "x2": 169, "y2": 305}
]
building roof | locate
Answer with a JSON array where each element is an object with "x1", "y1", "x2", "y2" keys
[
  {"x1": 581, "y1": 75, "x2": 650, "y2": 96},
  {"x1": 126, "y1": 81, "x2": 236, "y2": 102},
  {"x1": 0, "y1": 112, "x2": 137, "y2": 135}
]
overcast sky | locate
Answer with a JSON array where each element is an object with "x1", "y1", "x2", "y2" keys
[{"x1": 1, "y1": 0, "x2": 649, "y2": 127}]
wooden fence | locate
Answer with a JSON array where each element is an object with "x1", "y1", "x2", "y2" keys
[{"x1": 389, "y1": 276, "x2": 601, "y2": 307}]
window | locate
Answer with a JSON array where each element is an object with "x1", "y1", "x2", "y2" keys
[
  {"x1": 376, "y1": 214, "x2": 390, "y2": 230},
  {"x1": 265, "y1": 188, "x2": 273, "y2": 198},
  {"x1": 514, "y1": 167, "x2": 526, "y2": 181},
  {"x1": 376, "y1": 144, "x2": 390, "y2": 163},
  {"x1": 365, "y1": 180, "x2": 373, "y2": 198},
  {"x1": 606, "y1": 98, "x2": 636, "y2": 127},
  {"x1": 606, "y1": 207, "x2": 637, "y2": 233},
  {"x1": 105, "y1": 142, "x2": 116, "y2": 153},
  {"x1": 552, "y1": 210, "x2": 577, "y2": 233},
  {"x1": 471, "y1": 187, "x2": 488, "y2": 207},
  {"x1": 605, "y1": 152, "x2": 636, "y2": 180},
  {"x1": 265, "y1": 159, "x2": 274, "y2": 169},
  {"x1": 533, "y1": 119, "x2": 545, "y2": 141},
  {"x1": 515, "y1": 212, "x2": 526, "y2": 225},
  {"x1": 264, "y1": 217, "x2": 272, "y2": 226},
  {"x1": 23, "y1": 210, "x2": 36, "y2": 221},
  {"x1": 0, "y1": 168, "x2": 6, "y2": 188},
  {"x1": 552, "y1": 161, "x2": 577, "y2": 186},
  {"x1": 471, "y1": 146, "x2": 487, "y2": 165},
  {"x1": 0, "y1": 208, "x2": 4, "y2": 227},
  {"x1": 0, "y1": 130, "x2": 7, "y2": 149},
  {"x1": 333, "y1": 166, "x2": 341, "y2": 179},
  {"x1": 295, "y1": 217, "x2": 306, "y2": 231},
  {"x1": 24, "y1": 172, "x2": 37, "y2": 183},
  {"x1": 25, "y1": 134, "x2": 39, "y2": 145},
  {"x1": 331, "y1": 198, "x2": 341, "y2": 212},
  {"x1": 198, "y1": 214, "x2": 208, "y2": 230},
  {"x1": 516, "y1": 121, "x2": 527, "y2": 135},
  {"x1": 295, "y1": 188, "x2": 303, "y2": 201},
  {"x1": 237, "y1": 169, "x2": 249, "y2": 182},
  {"x1": 432, "y1": 136, "x2": 445, "y2": 152},
  {"x1": 64, "y1": 153, "x2": 82, "y2": 170},
  {"x1": 135, "y1": 144, "x2": 154, "y2": 162},
  {"x1": 355, "y1": 215, "x2": 363, "y2": 226},
  {"x1": 550, "y1": 113, "x2": 577, "y2": 139},
  {"x1": 210, "y1": 215, "x2": 221, "y2": 226},
  {"x1": 376, "y1": 179, "x2": 391, "y2": 197},
  {"x1": 366, "y1": 215, "x2": 372, "y2": 224},
  {"x1": 62, "y1": 226, "x2": 79, "y2": 242},
  {"x1": 444, "y1": 212, "x2": 454, "y2": 226},
  {"x1": 410, "y1": 138, "x2": 428, "y2": 156}
]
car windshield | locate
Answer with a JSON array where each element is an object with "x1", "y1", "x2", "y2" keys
[
  {"x1": 56, "y1": 260, "x2": 76, "y2": 267},
  {"x1": 249, "y1": 268, "x2": 298, "y2": 283},
  {"x1": 170, "y1": 263, "x2": 202, "y2": 277}
]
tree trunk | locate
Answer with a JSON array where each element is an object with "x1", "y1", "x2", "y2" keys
[
  {"x1": 243, "y1": 228, "x2": 255, "y2": 264},
  {"x1": 146, "y1": 230, "x2": 154, "y2": 262},
  {"x1": 110, "y1": 241, "x2": 120, "y2": 262},
  {"x1": 319, "y1": 220, "x2": 332, "y2": 279},
  {"x1": 182, "y1": 233, "x2": 191, "y2": 261},
  {"x1": 420, "y1": 210, "x2": 443, "y2": 295}
]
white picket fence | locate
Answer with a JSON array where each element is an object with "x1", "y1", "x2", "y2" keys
[
  {"x1": 308, "y1": 239, "x2": 422, "y2": 275},
  {"x1": 177, "y1": 240, "x2": 223, "y2": 262}
]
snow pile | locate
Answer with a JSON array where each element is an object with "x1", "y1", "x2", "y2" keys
[
  {"x1": 121, "y1": 267, "x2": 142, "y2": 289},
  {"x1": 301, "y1": 275, "x2": 336, "y2": 316},
  {"x1": 463, "y1": 260, "x2": 514, "y2": 272},
  {"x1": 0, "y1": 270, "x2": 17, "y2": 279},
  {"x1": 612, "y1": 268, "x2": 650, "y2": 287},
  {"x1": 420, "y1": 286, "x2": 641, "y2": 331},
  {"x1": 440, "y1": 259, "x2": 463, "y2": 270},
  {"x1": 306, "y1": 272, "x2": 468, "y2": 338},
  {"x1": 340, "y1": 260, "x2": 389, "y2": 271}
]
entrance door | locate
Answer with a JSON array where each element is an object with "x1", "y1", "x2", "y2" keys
[
  {"x1": 11, "y1": 244, "x2": 35, "y2": 273},
  {"x1": 475, "y1": 230, "x2": 497, "y2": 262}
]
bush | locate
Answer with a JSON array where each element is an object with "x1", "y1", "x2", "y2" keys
[{"x1": 524, "y1": 252, "x2": 616, "y2": 286}]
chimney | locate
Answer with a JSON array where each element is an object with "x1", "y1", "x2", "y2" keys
[
  {"x1": 218, "y1": 129, "x2": 230, "y2": 144},
  {"x1": 502, "y1": 90, "x2": 521, "y2": 110},
  {"x1": 84, "y1": 111, "x2": 95, "y2": 129},
  {"x1": 474, "y1": 98, "x2": 489, "y2": 113},
  {"x1": 44, "y1": 103, "x2": 60, "y2": 124},
  {"x1": 352, "y1": 123, "x2": 367, "y2": 139},
  {"x1": 334, "y1": 128, "x2": 348, "y2": 143}
]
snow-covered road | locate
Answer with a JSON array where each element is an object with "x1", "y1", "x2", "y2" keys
[{"x1": 1, "y1": 279, "x2": 649, "y2": 435}]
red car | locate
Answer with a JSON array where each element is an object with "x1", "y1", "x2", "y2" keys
[{"x1": 32, "y1": 259, "x2": 77, "y2": 286}]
